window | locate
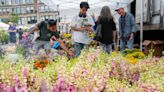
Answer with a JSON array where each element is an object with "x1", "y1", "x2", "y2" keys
[
  {"x1": 2, "y1": 8, "x2": 6, "y2": 13},
  {"x1": 21, "y1": 7, "x2": 26, "y2": 14},
  {"x1": 27, "y1": 16, "x2": 37, "y2": 24},
  {"x1": 6, "y1": 8, "x2": 10, "y2": 13},
  {"x1": 41, "y1": 16, "x2": 44, "y2": 21},
  {"x1": 16, "y1": 7, "x2": 21, "y2": 14},
  {"x1": 18, "y1": 17, "x2": 26, "y2": 25},
  {"x1": 0, "y1": 8, "x2": 2, "y2": 14},
  {"x1": 15, "y1": 0, "x2": 19, "y2": 4},
  {"x1": 26, "y1": 0, "x2": 33, "y2": 4},
  {"x1": 30, "y1": 6, "x2": 34, "y2": 13},
  {"x1": 29, "y1": 0, "x2": 33, "y2": 3},
  {"x1": 41, "y1": 15, "x2": 54, "y2": 21},
  {"x1": 26, "y1": 7, "x2": 30, "y2": 13},
  {"x1": 19, "y1": 0, "x2": 23, "y2": 4},
  {"x1": 11, "y1": 0, "x2": 16, "y2": 4},
  {"x1": 45, "y1": 6, "x2": 49, "y2": 12},
  {"x1": 40, "y1": 5, "x2": 44, "y2": 12},
  {"x1": 1, "y1": 0, "x2": 9, "y2": 5}
]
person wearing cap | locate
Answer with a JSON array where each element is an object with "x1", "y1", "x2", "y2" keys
[
  {"x1": 71, "y1": 2, "x2": 94, "y2": 57},
  {"x1": 115, "y1": 7, "x2": 137, "y2": 51},
  {"x1": 27, "y1": 19, "x2": 74, "y2": 57}
]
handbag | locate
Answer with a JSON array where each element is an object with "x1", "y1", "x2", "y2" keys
[{"x1": 94, "y1": 24, "x2": 102, "y2": 41}]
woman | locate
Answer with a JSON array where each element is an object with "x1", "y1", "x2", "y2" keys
[{"x1": 97, "y1": 6, "x2": 116, "y2": 54}]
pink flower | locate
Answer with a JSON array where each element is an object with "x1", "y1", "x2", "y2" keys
[{"x1": 22, "y1": 67, "x2": 29, "y2": 78}]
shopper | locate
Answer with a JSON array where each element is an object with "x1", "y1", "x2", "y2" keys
[
  {"x1": 27, "y1": 19, "x2": 74, "y2": 57},
  {"x1": 71, "y1": 2, "x2": 94, "y2": 57},
  {"x1": 97, "y1": 6, "x2": 116, "y2": 54}
]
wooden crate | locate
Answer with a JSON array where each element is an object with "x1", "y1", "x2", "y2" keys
[{"x1": 143, "y1": 40, "x2": 164, "y2": 57}]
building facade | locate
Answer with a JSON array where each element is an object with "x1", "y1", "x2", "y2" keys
[{"x1": 0, "y1": 0, "x2": 58, "y2": 25}]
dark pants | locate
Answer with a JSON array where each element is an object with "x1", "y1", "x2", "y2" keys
[
  {"x1": 9, "y1": 32, "x2": 16, "y2": 43},
  {"x1": 74, "y1": 42, "x2": 88, "y2": 57}
]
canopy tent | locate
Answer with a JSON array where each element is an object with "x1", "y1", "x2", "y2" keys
[
  {"x1": 0, "y1": 22, "x2": 9, "y2": 30},
  {"x1": 40, "y1": 0, "x2": 134, "y2": 21},
  {"x1": 40, "y1": 0, "x2": 134, "y2": 11}
]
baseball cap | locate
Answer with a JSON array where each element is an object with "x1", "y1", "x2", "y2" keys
[
  {"x1": 115, "y1": 3, "x2": 125, "y2": 11},
  {"x1": 80, "y1": 2, "x2": 90, "y2": 9}
]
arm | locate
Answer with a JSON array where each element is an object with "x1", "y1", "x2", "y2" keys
[
  {"x1": 57, "y1": 38, "x2": 74, "y2": 57},
  {"x1": 71, "y1": 26, "x2": 86, "y2": 32},
  {"x1": 118, "y1": 18, "x2": 122, "y2": 38},
  {"x1": 57, "y1": 38, "x2": 69, "y2": 53},
  {"x1": 27, "y1": 25, "x2": 39, "y2": 36}
]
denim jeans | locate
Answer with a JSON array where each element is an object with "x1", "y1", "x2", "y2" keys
[
  {"x1": 74, "y1": 42, "x2": 88, "y2": 57},
  {"x1": 120, "y1": 36, "x2": 134, "y2": 51},
  {"x1": 100, "y1": 43, "x2": 112, "y2": 54}
]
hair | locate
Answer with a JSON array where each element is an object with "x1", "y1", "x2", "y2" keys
[
  {"x1": 80, "y1": 2, "x2": 90, "y2": 9},
  {"x1": 99, "y1": 6, "x2": 113, "y2": 21},
  {"x1": 48, "y1": 19, "x2": 56, "y2": 26}
]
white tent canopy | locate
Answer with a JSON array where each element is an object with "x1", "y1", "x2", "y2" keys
[
  {"x1": 40, "y1": 0, "x2": 134, "y2": 21},
  {"x1": 41, "y1": 0, "x2": 134, "y2": 11},
  {"x1": 0, "y1": 22, "x2": 9, "y2": 30}
]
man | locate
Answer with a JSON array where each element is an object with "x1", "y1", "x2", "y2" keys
[
  {"x1": 115, "y1": 7, "x2": 137, "y2": 51},
  {"x1": 71, "y1": 2, "x2": 94, "y2": 57},
  {"x1": 8, "y1": 22, "x2": 17, "y2": 44},
  {"x1": 27, "y1": 19, "x2": 74, "y2": 57}
]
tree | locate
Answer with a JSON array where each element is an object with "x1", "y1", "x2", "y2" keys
[
  {"x1": 9, "y1": 13, "x2": 19, "y2": 23},
  {"x1": 3, "y1": 13, "x2": 19, "y2": 24}
]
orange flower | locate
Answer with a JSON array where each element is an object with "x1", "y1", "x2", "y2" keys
[
  {"x1": 34, "y1": 59, "x2": 49, "y2": 70},
  {"x1": 42, "y1": 60, "x2": 49, "y2": 65},
  {"x1": 34, "y1": 61, "x2": 40, "y2": 67}
]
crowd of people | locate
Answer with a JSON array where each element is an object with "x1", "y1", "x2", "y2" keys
[{"x1": 6, "y1": 1, "x2": 137, "y2": 58}]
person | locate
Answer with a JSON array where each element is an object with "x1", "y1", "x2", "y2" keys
[
  {"x1": 27, "y1": 19, "x2": 74, "y2": 57},
  {"x1": 8, "y1": 22, "x2": 17, "y2": 44},
  {"x1": 115, "y1": 7, "x2": 137, "y2": 51},
  {"x1": 71, "y1": 1, "x2": 94, "y2": 57},
  {"x1": 17, "y1": 28, "x2": 24, "y2": 44},
  {"x1": 96, "y1": 6, "x2": 116, "y2": 54}
]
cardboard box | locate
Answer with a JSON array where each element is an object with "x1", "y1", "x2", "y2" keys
[{"x1": 143, "y1": 40, "x2": 164, "y2": 57}]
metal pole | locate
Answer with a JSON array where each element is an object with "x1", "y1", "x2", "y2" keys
[
  {"x1": 36, "y1": 0, "x2": 40, "y2": 23},
  {"x1": 140, "y1": 0, "x2": 143, "y2": 51}
]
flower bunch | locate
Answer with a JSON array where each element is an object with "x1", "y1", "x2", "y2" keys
[
  {"x1": 34, "y1": 56, "x2": 49, "y2": 70},
  {"x1": 61, "y1": 33, "x2": 72, "y2": 39}
]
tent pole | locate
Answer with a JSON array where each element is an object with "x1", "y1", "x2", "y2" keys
[{"x1": 140, "y1": 0, "x2": 143, "y2": 51}]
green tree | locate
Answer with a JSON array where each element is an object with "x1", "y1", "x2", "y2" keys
[
  {"x1": 9, "y1": 13, "x2": 19, "y2": 23},
  {"x1": 3, "y1": 13, "x2": 19, "y2": 24}
]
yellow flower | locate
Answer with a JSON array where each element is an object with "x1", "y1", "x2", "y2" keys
[{"x1": 125, "y1": 55, "x2": 139, "y2": 64}]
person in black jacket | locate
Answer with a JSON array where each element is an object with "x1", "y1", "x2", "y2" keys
[{"x1": 97, "y1": 6, "x2": 116, "y2": 54}]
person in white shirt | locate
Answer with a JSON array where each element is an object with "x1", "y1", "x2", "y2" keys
[{"x1": 71, "y1": 2, "x2": 94, "y2": 57}]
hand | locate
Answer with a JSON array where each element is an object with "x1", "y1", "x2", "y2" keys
[
  {"x1": 85, "y1": 27, "x2": 92, "y2": 32},
  {"x1": 68, "y1": 50, "x2": 74, "y2": 58},
  {"x1": 52, "y1": 36, "x2": 57, "y2": 41},
  {"x1": 113, "y1": 43, "x2": 118, "y2": 52},
  {"x1": 129, "y1": 33, "x2": 134, "y2": 40},
  {"x1": 22, "y1": 33, "x2": 28, "y2": 38}
]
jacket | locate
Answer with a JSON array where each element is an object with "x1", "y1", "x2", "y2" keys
[{"x1": 119, "y1": 12, "x2": 137, "y2": 38}]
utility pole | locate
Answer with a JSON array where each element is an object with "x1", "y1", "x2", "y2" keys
[{"x1": 36, "y1": 0, "x2": 40, "y2": 23}]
